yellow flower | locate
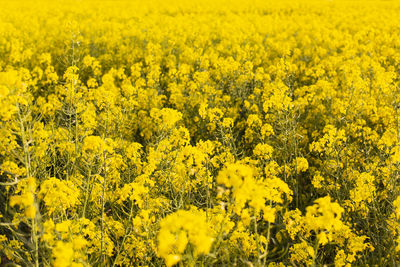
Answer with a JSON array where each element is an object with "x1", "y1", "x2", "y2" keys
[
  {"x1": 294, "y1": 157, "x2": 308, "y2": 173},
  {"x1": 9, "y1": 177, "x2": 37, "y2": 219},
  {"x1": 157, "y1": 208, "x2": 214, "y2": 266},
  {"x1": 289, "y1": 241, "x2": 314, "y2": 265},
  {"x1": 53, "y1": 241, "x2": 74, "y2": 267},
  {"x1": 150, "y1": 108, "x2": 182, "y2": 131},
  {"x1": 38, "y1": 177, "x2": 80, "y2": 215}
]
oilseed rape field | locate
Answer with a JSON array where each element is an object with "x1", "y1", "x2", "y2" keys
[{"x1": 1, "y1": 0, "x2": 400, "y2": 266}]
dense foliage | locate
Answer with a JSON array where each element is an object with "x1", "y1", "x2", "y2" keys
[{"x1": 1, "y1": 0, "x2": 400, "y2": 266}]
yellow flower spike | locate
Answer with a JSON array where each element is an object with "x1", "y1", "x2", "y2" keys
[
  {"x1": 253, "y1": 143, "x2": 274, "y2": 160},
  {"x1": 221, "y1": 117, "x2": 234, "y2": 128},
  {"x1": 294, "y1": 157, "x2": 308, "y2": 173},
  {"x1": 72, "y1": 236, "x2": 88, "y2": 250},
  {"x1": 9, "y1": 177, "x2": 37, "y2": 219},
  {"x1": 165, "y1": 254, "x2": 181, "y2": 267},
  {"x1": 24, "y1": 205, "x2": 36, "y2": 219},
  {"x1": 318, "y1": 232, "x2": 328, "y2": 246},
  {"x1": 262, "y1": 206, "x2": 276, "y2": 223},
  {"x1": 158, "y1": 208, "x2": 214, "y2": 265},
  {"x1": 38, "y1": 177, "x2": 80, "y2": 215},
  {"x1": 42, "y1": 219, "x2": 56, "y2": 245},
  {"x1": 53, "y1": 241, "x2": 74, "y2": 267}
]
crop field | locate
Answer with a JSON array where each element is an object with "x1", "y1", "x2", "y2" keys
[{"x1": 1, "y1": 0, "x2": 400, "y2": 266}]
